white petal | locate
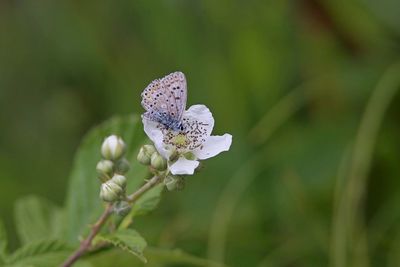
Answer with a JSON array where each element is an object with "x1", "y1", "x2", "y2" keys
[
  {"x1": 101, "y1": 135, "x2": 126, "y2": 160},
  {"x1": 169, "y1": 157, "x2": 199, "y2": 175},
  {"x1": 181, "y1": 105, "x2": 215, "y2": 150},
  {"x1": 142, "y1": 116, "x2": 171, "y2": 159},
  {"x1": 105, "y1": 135, "x2": 118, "y2": 151},
  {"x1": 193, "y1": 134, "x2": 232, "y2": 160},
  {"x1": 184, "y1": 104, "x2": 215, "y2": 131}
]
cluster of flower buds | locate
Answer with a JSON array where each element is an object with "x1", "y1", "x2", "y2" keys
[
  {"x1": 137, "y1": 144, "x2": 187, "y2": 191},
  {"x1": 137, "y1": 144, "x2": 167, "y2": 171},
  {"x1": 98, "y1": 135, "x2": 130, "y2": 203}
]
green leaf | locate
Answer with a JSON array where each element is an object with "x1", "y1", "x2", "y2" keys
[
  {"x1": 65, "y1": 115, "x2": 147, "y2": 244},
  {"x1": 96, "y1": 229, "x2": 147, "y2": 263},
  {"x1": 0, "y1": 220, "x2": 7, "y2": 261},
  {"x1": 5, "y1": 240, "x2": 71, "y2": 267},
  {"x1": 14, "y1": 195, "x2": 64, "y2": 245},
  {"x1": 119, "y1": 183, "x2": 164, "y2": 229},
  {"x1": 4, "y1": 240, "x2": 93, "y2": 267},
  {"x1": 131, "y1": 183, "x2": 164, "y2": 217}
]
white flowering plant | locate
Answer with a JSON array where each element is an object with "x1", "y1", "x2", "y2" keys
[
  {"x1": 0, "y1": 72, "x2": 231, "y2": 267},
  {"x1": 143, "y1": 104, "x2": 232, "y2": 175}
]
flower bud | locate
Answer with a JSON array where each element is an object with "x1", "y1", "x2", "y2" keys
[
  {"x1": 113, "y1": 201, "x2": 132, "y2": 216},
  {"x1": 100, "y1": 180, "x2": 124, "y2": 202},
  {"x1": 137, "y1": 145, "x2": 156, "y2": 165},
  {"x1": 115, "y1": 158, "x2": 130, "y2": 174},
  {"x1": 164, "y1": 175, "x2": 185, "y2": 191},
  {"x1": 101, "y1": 135, "x2": 126, "y2": 161},
  {"x1": 150, "y1": 153, "x2": 167, "y2": 171},
  {"x1": 96, "y1": 160, "x2": 114, "y2": 178},
  {"x1": 111, "y1": 174, "x2": 127, "y2": 189}
]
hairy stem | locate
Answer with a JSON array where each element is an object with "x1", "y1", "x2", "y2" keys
[
  {"x1": 61, "y1": 204, "x2": 113, "y2": 267},
  {"x1": 126, "y1": 175, "x2": 162, "y2": 203},
  {"x1": 61, "y1": 175, "x2": 162, "y2": 267}
]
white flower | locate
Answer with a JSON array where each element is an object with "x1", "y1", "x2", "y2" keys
[{"x1": 143, "y1": 104, "x2": 232, "y2": 175}]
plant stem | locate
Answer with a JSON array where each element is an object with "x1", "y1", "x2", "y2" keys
[
  {"x1": 61, "y1": 175, "x2": 162, "y2": 267},
  {"x1": 61, "y1": 204, "x2": 113, "y2": 267},
  {"x1": 126, "y1": 175, "x2": 162, "y2": 203}
]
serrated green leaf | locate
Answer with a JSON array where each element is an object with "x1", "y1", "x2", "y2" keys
[
  {"x1": 65, "y1": 115, "x2": 148, "y2": 244},
  {"x1": 14, "y1": 195, "x2": 64, "y2": 245},
  {"x1": 0, "y1": 220, "x2": 7, "y2": 262},
  {"x1": 3, "y1": 239, "x2": 93, "y2": 267},
  {"x1": 96, "y1": 229, "x2": 147, "y2": 263},
  {"x1": 4, "y1": 239, "x2": 71, "y2": 267}
]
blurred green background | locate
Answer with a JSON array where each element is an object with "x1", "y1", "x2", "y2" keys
[{"x1": 1, "y1": 0, "x2": 400, "y2": 266}]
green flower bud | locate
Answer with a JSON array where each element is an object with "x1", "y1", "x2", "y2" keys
[
  {"x1": 150, "y1": 153, "x2": 167, "y2": 171},
  {"x1": 100, "y1": 180, "x2": 124, "y2": 202},
  {"x1": 113, "y1": 201, "x2": 132, "y2": 216},
  {"x1": 96, "y1": 160, "x2": 114, "y2": 178},
  {"x1": 101, "y1": 135, "x2": 126, "y2": 161},
  {"x1": 111, "y1": 174, "x2": 127, "y2": 189},
  {"x1": 137, "y1": 145, "x2": 156, "y2": 165},
  {"x1": 164, "y1": 175, "x2": 185, "y2": 191},
  {"x1": 115, "y1": 158, "x2": 130, "y2": 174}
]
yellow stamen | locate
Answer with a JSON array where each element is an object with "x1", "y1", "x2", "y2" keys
[{"x1": 171, "y1": 134, "x2": 187, "y2": 146}]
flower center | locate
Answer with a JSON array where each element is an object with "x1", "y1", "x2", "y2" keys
[
  {"x1": 171, "y1": 134, "x2": 187, "y2": 146},
  {"x1": 159, "y1": 117, "x2": 210, "y2": 152}
]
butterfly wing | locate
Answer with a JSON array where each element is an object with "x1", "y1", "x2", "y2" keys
[
  {"x1": 141, "y1": 71, "x2": 187, "y2": 126},
  {"x1": 160, "y1": 71, "x2": 187, "y2": 121}
]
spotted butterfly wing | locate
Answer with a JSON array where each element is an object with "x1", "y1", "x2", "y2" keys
[{"x1": 141, "y1": 71, "x2": 187, "y2": 130}]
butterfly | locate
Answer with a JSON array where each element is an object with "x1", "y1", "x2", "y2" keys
[{"x1": 141, "y1": 71, "x2": 187, "y2": 131}]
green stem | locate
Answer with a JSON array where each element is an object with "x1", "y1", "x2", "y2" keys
[
  {"x1": 126, "y1": 175, "x2": 162, "y2": 203},
  {"x1": 61, "y1": 204, "x2": 113, "y2": 267}
]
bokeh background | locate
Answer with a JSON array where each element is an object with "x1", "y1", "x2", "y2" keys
[{"x1": 1, "y1": 0, "x2": 400, "y2": 266}]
